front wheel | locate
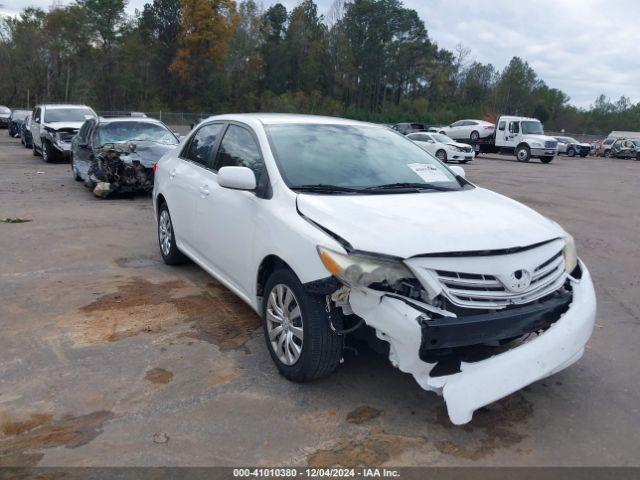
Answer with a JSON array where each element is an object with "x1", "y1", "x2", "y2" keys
[
  {"x1": 516, "y1": 145, "x2": 531, "y2": 162},
  {"x1": 71, "y1": 159, "x2": 82, "y2": 181},
  {"x1": 567, "y1": 147, "x2": 575, "y2": 157},
  {"x1": 42, "y1": 141, "x2": 56, "y2": 163},
  {"x1": 263, "y1": 269, "x2": 342, "y2": 382},
  {"x1": 540, "y1": 156, "x2": 554, "y2": 163},
  {"x1": 157, "y1": 202, "x2": 188, "y2": 265},
  {"x1": 436, "y1": 149, "x2": 447, "y2": 162}
]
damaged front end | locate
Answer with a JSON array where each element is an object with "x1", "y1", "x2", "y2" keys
[
  {"x1": 319, "y1": 239, "x2": 597, "y2": 425},
  {"x1": 89, "y1": 142, "x2": 155, "y2": 198}
]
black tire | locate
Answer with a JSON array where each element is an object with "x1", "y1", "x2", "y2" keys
[
  {"x1": 567, "y1": 147, "x2": 575, "y2": 157},
  {"x1": 459, "y1": 159, "x2": 469, "y2": 164},
  {"x1": 580, "y1": 153, "x2": 588, "y2": 158},
  {"x1": 71, "y1": 158, "x2": 82, "y2": 181},
  {"x1": 157, "y1": 202, "x2": 188, "y2": 265},
  {"x1": 262, "y1": 268, "x2": 342, "y2": 382},
  {"x1": 604, "y1": 149, "x2": 612, "y2": 158},
  {"x1": 42, "y1": 140, "x2": 56, "y2": 163},
  {"x1": 540, "y1": 156, "x2": 554, "y2": 164},
  {"x1": 436, "y1": 149, "x2": 447, "y2": 162},
  {"x1": 470, "y1": 130, "x2": 479, "y2": 142},
  {"x1": 516, "y1": 145, "x2": 531, "y2": 162}
]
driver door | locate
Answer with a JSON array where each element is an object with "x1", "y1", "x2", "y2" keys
[
  {"x1": 194, "y1": 124, "x2": 266, "y2": 296},
  {"x1": 504, "y1": 121, "x2": 520, "y2": 149}
]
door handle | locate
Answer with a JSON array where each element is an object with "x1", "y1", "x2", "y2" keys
[
  {"x1": 169, "y1": 168, "x2": 176, "y2": 179},
  {"x1": 199, "y1": 185, "x2": 210, "y2": 197}
]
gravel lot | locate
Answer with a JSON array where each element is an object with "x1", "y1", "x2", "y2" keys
[{"x1": 1, "y1": 134, "x2": 639, "y2": 467}]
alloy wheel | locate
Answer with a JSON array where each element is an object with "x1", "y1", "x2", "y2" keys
[
  {"x1": 158, "y1": 209, "x2": 172, "y2": 257},
  {"x1": 266, "y1": 284, "x2": 303, "y2": 366}
]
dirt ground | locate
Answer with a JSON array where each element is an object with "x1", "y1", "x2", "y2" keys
[{"x1": 0, "y1": 134, "x2": 639, "y2": 467}]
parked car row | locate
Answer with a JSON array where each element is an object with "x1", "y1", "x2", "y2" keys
[{"x1": 5, "y1": 103, "x2": 181, "y2": 197}]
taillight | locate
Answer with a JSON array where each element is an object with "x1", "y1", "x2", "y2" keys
[
  {"x1": 153, "y1": 163, "x2": 158, "y2": 173},
  {"x1": 483, "y1": 126, "x2": 494, "y2": 130}
]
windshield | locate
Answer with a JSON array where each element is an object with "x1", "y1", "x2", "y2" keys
[
  {"x1": 265, "y1": 124, "x2": 463, "y2": 192},
  {"x1": 98, "y1": 121, "x2": 179, "y2": 145},
  {"x1": 632, "y1": 140, "x2": 640, "y2": 147},
  {"x1": 521, "y1": 121, "x2": 544, "y2": 135},
  {"x1": 11, "y1": 110, "x2": 29, "y2": 120},
  {"x1": 44, "y1": 108, "x2": 95, "y2": 123},
  {"x1": 432, "y1": 133, "x2": 454, "y2": 143}
]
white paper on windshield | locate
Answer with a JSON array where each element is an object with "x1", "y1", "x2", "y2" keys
[{"x1": 407, "y1": 163, "x2": 450, "y2": 183}]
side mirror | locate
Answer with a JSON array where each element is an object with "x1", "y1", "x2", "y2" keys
[
  {"x1": 217, "y1": 166, "x2": 256, "y2": 191},
  {"x1": 450, "y1": 166, "x2": 466, "y2": 178}
]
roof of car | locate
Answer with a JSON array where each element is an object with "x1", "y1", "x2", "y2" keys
[
  {"x1": 97, "y1": 116, "x2": 165, "y2": 125},
  {"x1": 201, "y1": 113, "x2": 375, "y2": 127},
  {"x1": 38, "y1": 104, "x2": 93, "y2": 109}
]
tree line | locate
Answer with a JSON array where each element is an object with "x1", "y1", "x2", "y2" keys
[{"x1": 1, "y1": 0, "x2": 638, "y2": 135}]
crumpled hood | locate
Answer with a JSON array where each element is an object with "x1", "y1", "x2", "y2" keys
[
  {"x1": 44, "y1": 121, "x2": 84, "y2": 131},
  {"x1": 117, "y1": 141, "x2": 177, "y2": 168},
  {"x1": 297, "y1": 188, "x2": 565, "y2": 258}
]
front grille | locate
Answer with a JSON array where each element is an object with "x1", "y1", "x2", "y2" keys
[
  {"x1": 433, "y1": 249, "x2": 566, "y2": 309},
  {"x1": 545, "y1": 140, "x2": 558, "y2": 149},
  {"x1": 463, "y1": 146, "x2": 473, "y2": 153}
]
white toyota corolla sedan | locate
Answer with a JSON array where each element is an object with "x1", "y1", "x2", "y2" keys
[{"x1": 153, "y1": 114, "x2": 596, "y2": 425}]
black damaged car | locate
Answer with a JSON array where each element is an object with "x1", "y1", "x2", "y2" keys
[
  {"x1": 71, "y1": 116, "x2": 180, "y2": 197},
  {"x1": 8, "y1": 109, "x2": 30, "y2": 137}
]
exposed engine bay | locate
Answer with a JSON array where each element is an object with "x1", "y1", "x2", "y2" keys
[{"x1": 88, "y1": 142, "x2": 154, "y2": 198}]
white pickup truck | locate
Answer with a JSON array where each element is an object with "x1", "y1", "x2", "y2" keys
[{"x1": 462, "y1": 115, "x2": 559, "y2": 163}]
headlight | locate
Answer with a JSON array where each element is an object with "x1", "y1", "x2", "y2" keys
[
  {"x1": 564, "y1": 233, "x2": 578, "y2": 273},
  {"x1": 317, "y1": 246, "x2": 415, "y2": 288},
  {"x1": 530, "y1": 141, "x2": 542, "y2": 148}
]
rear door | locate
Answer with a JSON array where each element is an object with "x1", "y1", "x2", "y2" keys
[
  {"x1": 166, "y1": 122, "x2": 225, "y2": 252},
  {"x1": 194, "y1": 123, "x2": 266, "y2": 296}
]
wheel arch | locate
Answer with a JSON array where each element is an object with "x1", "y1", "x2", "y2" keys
[{"x1": 256, "y1": 254, "x2": 294, "y2": 299}]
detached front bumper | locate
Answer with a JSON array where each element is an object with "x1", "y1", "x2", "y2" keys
[{"x1": 348, "y1": 260, "x2": 596, "y2": 425}]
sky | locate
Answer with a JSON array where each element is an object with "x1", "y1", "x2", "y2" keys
[{"x1": 2, "y1": 0, "x2": 639, "y2": 108}]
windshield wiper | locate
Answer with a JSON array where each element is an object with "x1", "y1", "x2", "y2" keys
[
  {"x1": 291, "y1": 184, "x2": 364, "y2": 194},
  {"x1": 363, "y1": 182, "x2": 455, "y2": 192}
]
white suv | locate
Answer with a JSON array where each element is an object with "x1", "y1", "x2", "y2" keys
[{"x1": 153, "y1": 114, "x2": 596, "y2": 425}]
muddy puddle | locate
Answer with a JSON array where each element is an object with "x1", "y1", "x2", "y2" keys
[{"x1": 60, "y1": 276, "x2": 261, "y2": 350}]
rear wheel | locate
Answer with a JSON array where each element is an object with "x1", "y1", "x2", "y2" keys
[
  {"x1": 540, "y1": 156, "x2": 554, "y2": 164},
  {"x1": 436, "y1": 149, "x2": 447, "y2": 162},
  {"x1": 470, "y1": 130, "x2": 479, "y2": 142},
  {"x1": 262, "y1": 268, "x2": 342, "y2": 382},
  {"x1": 516, "y1": 145, "x2": 531, "y2": 162},
  {"x1": 157, "y1": 202, "x2": 188, "y2": 265}
]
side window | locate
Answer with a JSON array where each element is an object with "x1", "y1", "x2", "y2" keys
[
  {"x1": 183, "y1": 123, "x2": 224, "y2": 166},
  {"x1": 34, "y1": 108, "x2": 41, "y2": 123},
  {"x1": 213, "y1": 125, "x2": 264, "y2": 181},
  {"x1": 509, "y1": 122, "x2": 520, "y2": 134},
  {"x1": 78, "y1": 121, "x2": 91, "y2": 142},
  {"x1": 467, "y1": 121, "x2": 477, "y2": 125},
  {"x1": 451, "y1": 121, "x2": 462, "y2": 127},
  {"x1": 498, "y1": 121, "x2": 506, "y2": 131}
]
